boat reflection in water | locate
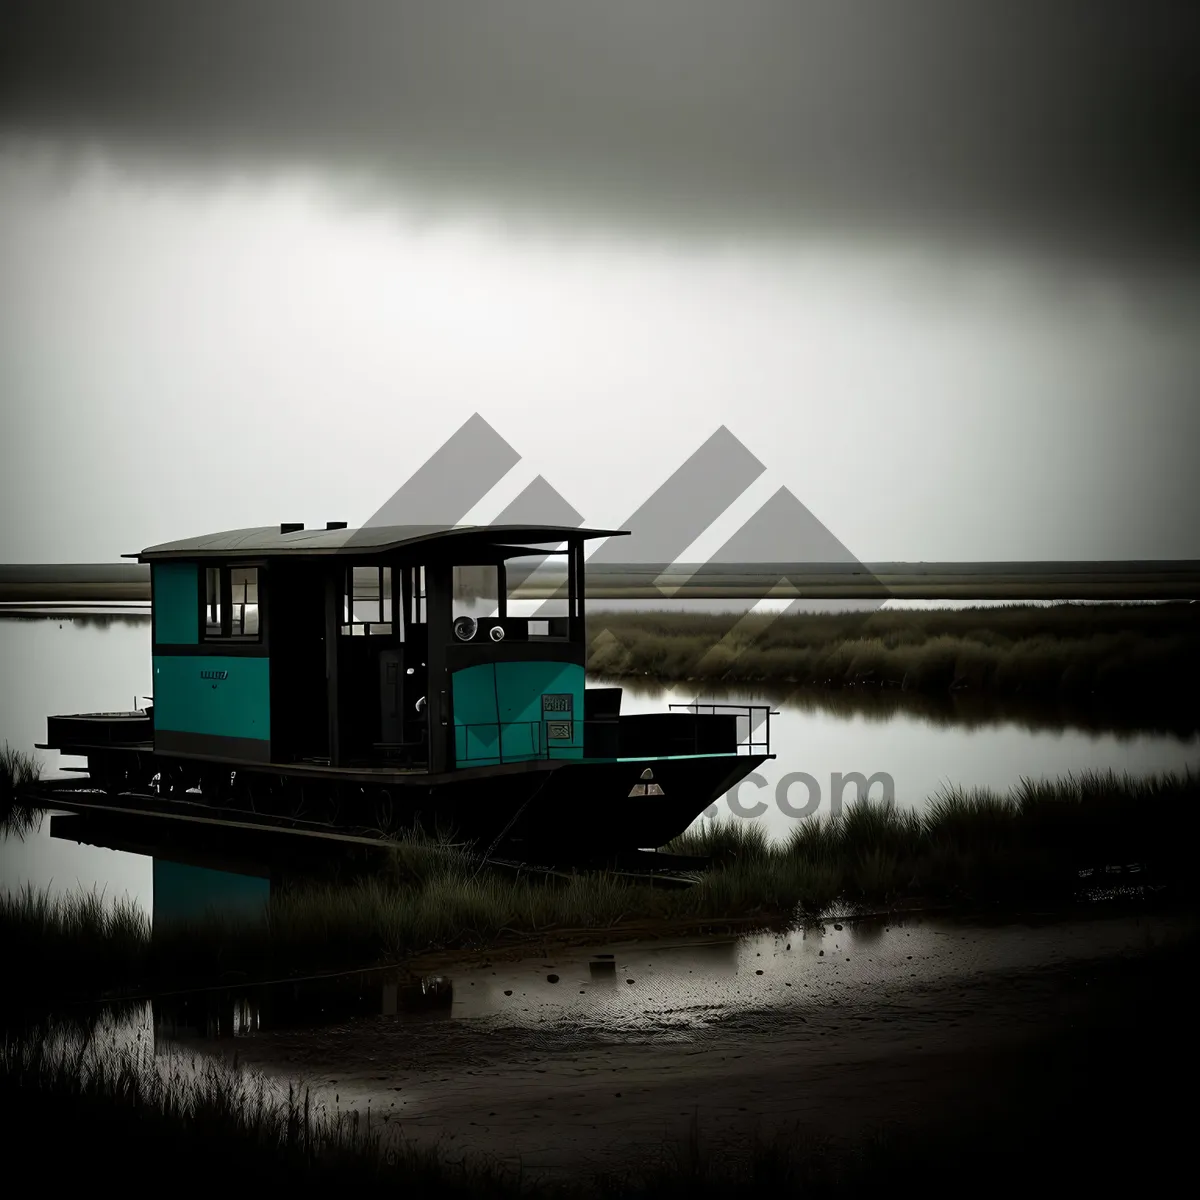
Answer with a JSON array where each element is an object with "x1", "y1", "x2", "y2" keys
[
  {"x1": 48, "y1": 814, "x2": 454, "y2": 1049},
  {"x1": 153, "y1": 858, "x2": 272, "y2": 927},
  {"x1": 152, "y1": 971, "x2": 454, "y2": 1049},
  {"x1": 149, "y1": 860, "x2": 453, "y2": 1047}
]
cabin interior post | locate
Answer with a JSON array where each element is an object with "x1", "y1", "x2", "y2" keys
[
  {"x1": 323, "y1": 568, "x2": 340, "y2": 766},
  {"x1": 424, "y1": 561, "x2": 452, "y2": 773},
  {"x1": 576, "y1": 538, "x2": 586, "y2": 630},
  {"x1": 400, "y1": 567, "x2": 413, "y2": 633},
  {"x1": 569, "y1": 537, "x2": 585, "y2": 642}
]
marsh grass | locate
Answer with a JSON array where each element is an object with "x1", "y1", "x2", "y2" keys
[
  {"x1": 665, "y1": 815, "x2": 771, "y2": 865},
  {"x1": 0, "y1": 743, "x2": 41, "y2": 793},
  {"x1": 0, "y1": 744, "x2": 43, "y2": 840},
  {"x1": 1, "y1": 855, "x2": 683, "y2": 1005},
  {"x1": 261, "y1": 869, "x2": 676, "y2": 967},
  {"x1": 3, "y1": 883, "x2": 149, "y2": 960},
  {"x1": 382, "y1": 823, "x2": 478, "y2": 884},
  {"x1": 4, "y1": 768, "x2": 1197, "y2": 1005},
  {"x1": 690, "y1": 766, "x2": 1200, "y2": 912},
  {"x1": 0, "y1": 1026, "x2": 520, "y2": 1192},
  {"x1": 587, "y1": 603, "x2": 1200, "y2": 696},
  {"x1": 777, "y1": 766, "x2": 1200, "y2": 905}
]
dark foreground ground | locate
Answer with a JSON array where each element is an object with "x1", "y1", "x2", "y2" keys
[
  {"x1": 5, "y1": 911, "x2": 1198, "y2": 1195},
  {"x1": 238, "y1": 913, "x2": 1199, "y2": 1174}
]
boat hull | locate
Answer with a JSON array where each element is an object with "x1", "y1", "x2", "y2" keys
[
  {"x1": 380, "y1": 753, "x2": 768, "y2": 855},
  {"x1": 505, "y1": 755, "x2": 768, "y2": 855},
  {"x1": 39, "y1": 713, "x2": 769, "y2": 855}
]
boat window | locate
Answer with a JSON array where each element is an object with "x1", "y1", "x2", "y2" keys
[
  {"x1": 202, "y1": 564, "x2": 262, "y2": 641},
  {"x1": 341, "y1": 565, "x2": 393, "y2": 636},
  {"x1": 453, "y1": 565, "x2": 499, "y2": 620},
  {"x1": 510, "y1": 552, "x2": 569, "y2": 618},
  {"x1": 204, "y1": 567, "x2": 222, "y2": 636},
  {"x1": 230, "y1": 567, "x2": 259, "y2": 637},
  {"x1": 409, "y1": 566, "x2": 426, "y2": 626}
]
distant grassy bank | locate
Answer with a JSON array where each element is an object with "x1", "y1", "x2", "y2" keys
[
  {"x1": 4, "y1": 766, "x2": 1197, "y2": 1006},
  {"x1": 759, "y1": 680, "x2": 1200, "y2": 739},
  {"x1": 586, "y1": 602, "x2": 1200, "y2": 696}
]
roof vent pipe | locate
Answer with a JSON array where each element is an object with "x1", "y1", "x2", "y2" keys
[{"x1": 280, "y1": 522, "x2": 304, "y2": 534}]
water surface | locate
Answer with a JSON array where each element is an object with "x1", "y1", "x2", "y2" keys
[{"x1": 2, "y1": 614, "x2": 1197, "y2": 909}]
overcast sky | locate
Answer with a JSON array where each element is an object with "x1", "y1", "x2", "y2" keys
[{"x1": 1, "y1": 1, "x2": 1198, "y2": 563}]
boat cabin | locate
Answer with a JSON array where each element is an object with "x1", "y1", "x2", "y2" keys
[
  {"x1": 133, "y1": 522, "x2": 628, "y2": 773},
  {"x1": 37, "y1": 521, "x2": 774, "y2": 858}
]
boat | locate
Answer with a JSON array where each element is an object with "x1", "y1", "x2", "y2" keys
[{"x1": 39, "y1": 522, "x2": 773, "y2": 859}]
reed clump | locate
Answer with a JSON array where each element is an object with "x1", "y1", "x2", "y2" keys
[
  {"x1": 670, "y1": 766, "x2": 1200, "y2": 909},
  {"x1": 665, "y1": 814, "x2": 772, "y2": 866},
  {"x1": 2, "y1": 884, "x2": 150, "y2": 988},
  {"x1": 0, "y1": 744, "x2": 42, "y2": 839}
]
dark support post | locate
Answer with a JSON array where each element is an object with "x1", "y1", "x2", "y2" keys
[
  {"x1": 425, "y1": 561, "x2": 452, "y2": 773},
  {"x1": 324, "y1": 570, "x2": 340, "y2": 766},
  {"x1": 497, "y1": 562, "x2": 507, "y2": 619},
  {"x1": 258, "y1": 563, "x2": 270, "y2": 650},
  {"x1": 576, "y1": 538, "x2": 585, "y2": 626},
  {"x1": 567, "y1": 539, "x2": 575, "y2": 615},
  {"x1": 220, "y1": 568, "x2": 233, "y2": 638},
  {"x1": 569, "y1": 537, "x2": 585, "y2": 643},
  {"x1": 400, "y1": 567, "x2": 413, "y2": 633}
]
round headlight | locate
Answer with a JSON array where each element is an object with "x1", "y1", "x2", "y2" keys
[
  {"x1": 453, "y1": 616, "x2": 478, "y2": 642},
  {"x1": 489, "y1": 624, "x2": 505, "y2": 642}
]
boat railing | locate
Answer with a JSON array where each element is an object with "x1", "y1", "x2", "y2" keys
[
  {"x1": 455, "y1": 705, "x2": 776, "y2": 765},
  {"x1": 667, "y1": 702, "x2": 775, "y2": 757}
]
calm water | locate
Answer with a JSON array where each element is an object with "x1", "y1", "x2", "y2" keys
[
  {"x1": 1, "y1": 615, "x2": 154, "y2": 909},
  {"x1": 2, "y1": 614, "x2": 1198, "y2": 913}
]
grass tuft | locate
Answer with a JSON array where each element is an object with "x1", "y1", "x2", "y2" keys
[
  {"x1": 0, "y1": 744, "x2": 43, "y2": 840},
  {"x1": 664, "y1": 816, "x2": 771, "y2": 865}
]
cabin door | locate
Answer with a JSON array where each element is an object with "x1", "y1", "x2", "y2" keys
[{"x1": 269, "y1": 563, "x2": 329, "y2": 762}]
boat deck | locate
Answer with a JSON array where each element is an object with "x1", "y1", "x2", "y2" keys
[
  {"x1": 42, "y1": 791, "x2": 401, "y2": 848},
  {"x1": 37, "y1": 741, "x2": 766, "y2": 784},
  {"x1": 36, "y1": 741, "x2": 433, "y2": 779}
]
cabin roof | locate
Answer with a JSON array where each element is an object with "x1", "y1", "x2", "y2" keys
[{"x1": 127, "y1": 524, "x2": 627, "y2": 562}]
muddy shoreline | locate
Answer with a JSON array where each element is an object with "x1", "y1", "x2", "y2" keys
[{"x1": 162, "y1": 909, "x2": 1197, "y2": 1177}]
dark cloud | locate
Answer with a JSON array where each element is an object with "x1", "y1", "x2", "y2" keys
[{"x1": 2, "y1": 1, "x2": 1198, "y2": 268}]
